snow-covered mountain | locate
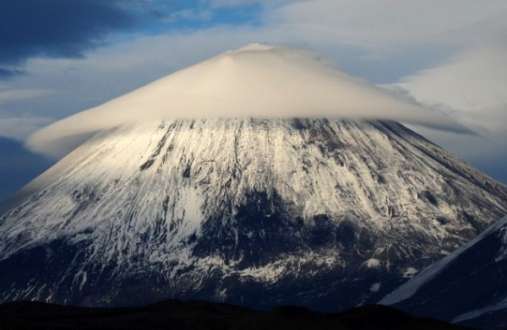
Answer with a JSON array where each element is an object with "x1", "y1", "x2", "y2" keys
[
  {"x1": 1, "y1": 45, "x2": 506, "y2": 310},
  {"x1": 1, "y1": 118, "x2": 506, "y2": 310},
  {"x1": 381, "y1": 215, "x2": 507, "y2": 329}
]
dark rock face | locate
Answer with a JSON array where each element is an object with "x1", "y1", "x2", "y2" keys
[
  {"x1": 194, "y1": 190, "x2": 306, "y2": 266},
  {"x1": 0, "y1": 119, "x2": 506, "y2": 310},
  {"x1": 381, "y1": 216, "x2": 507, "y2": 330}
]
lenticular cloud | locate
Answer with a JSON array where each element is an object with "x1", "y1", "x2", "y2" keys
[{"x1": 28, "y1": 43, "x2": 468, "y2": 157}]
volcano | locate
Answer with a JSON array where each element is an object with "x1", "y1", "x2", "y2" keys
[{"x1": 0, "y1": 45, "x2": 506, "y2": 311}]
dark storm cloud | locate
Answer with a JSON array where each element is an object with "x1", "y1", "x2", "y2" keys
[{"x1": 0, "y1": 0, "x2": 135, "y2": 66}]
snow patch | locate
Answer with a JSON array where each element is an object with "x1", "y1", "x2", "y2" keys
[
  {"x1": 402, "y1": 267, "x2": 418, "y2": 278},
  {"x1": 365, "y1": 258, "x2": 381, "y2": 268},
  {"x1": 370, "y1": 282, "x2": 381, "y2": 292}
]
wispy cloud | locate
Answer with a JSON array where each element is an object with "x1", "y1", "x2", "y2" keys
[
  {"x1": 0, "y1": 68, "x2": 24, "y2": 79},
  {"x1": 27, "y1": 44, "x2": 469, "y2": 157},
  {"x1": 0, "y1": 116, "x2": 53, "y2": 140},
  {"x1": 1, "y1": 0, "x2": 506, "y2": 182},
  {"x1": 268, "y1": 0, "x2": 507, "y2": 49},
  {"x1": 398, "y1": 47, "x2": 507, "y2": 135},
  {"x1": 393, "y1": 46, "x2": 507, "y2": 183},
  {"x1": 0, "y1": 88, "x2": 53, "y2": 104}
]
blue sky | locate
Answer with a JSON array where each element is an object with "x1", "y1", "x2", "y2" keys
[{"x1": 0, "y1": 0, "x2": 506, "y2": 200}]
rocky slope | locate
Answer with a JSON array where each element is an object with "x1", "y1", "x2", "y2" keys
[
  {"x1": 1, "y1": 118, "x2": 506, "y2": 310},
  {"x1": 381, "y1": 216, "x2": 507, "y2": 329}
]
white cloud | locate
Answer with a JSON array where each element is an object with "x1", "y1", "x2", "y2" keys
[
  {"x1": 2, "y1": 0, "x2": 506, "y2": 182},
  {"x1": 162, "y1": 9, "x2": 212, "y2": 23},
  {"x1": 268, "y1": 0, "x2": 507, "y2": 50},
  {"x1": 0, "y1": 88, "x2": 53, "y2": 105},
  {"x1": 0, "y1": 88, "x2": 55, "y2": 140},
  {"x1": 394, "y1": 47, "x2": 507, "y2": 173},
  {"x1": 27, "y1": 44, "x2": 466, "y2": 157},
  {"x1": 207, "y1": 0, "x2": 289, "y2": 8},
  {"x1": 398, "y1": 47, "x2": 507, "y2": 134},
  {"x1": 0, "y1": 116, "x2": 53, "y2": 140},
  {"x1": 208, "y1": 0, "x2": 261, "y2": 7},
  {"x1": 7, "y1": 0, "x2": 507, "y2": 122}
]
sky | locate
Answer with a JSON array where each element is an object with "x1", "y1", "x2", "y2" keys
[{"x1": 0, "y1": 0, "x2": 506, "y2": 200}]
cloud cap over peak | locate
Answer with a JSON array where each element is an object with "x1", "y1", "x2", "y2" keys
[{"x1": 28, "y1": 44, "x2": 469, "y2": 157}]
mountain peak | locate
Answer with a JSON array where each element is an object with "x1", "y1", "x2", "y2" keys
[
  {"x1": 27, "y1": 44, "x2": 466, "y2": 158},
  {"x1": 230, "y1": 42, "x2": 275, "y2": 52}
]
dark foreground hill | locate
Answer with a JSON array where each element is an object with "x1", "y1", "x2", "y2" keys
[
  {"x1": 381, "y1": 216, "x2": 507, "y2": 329},
  {"x1": 0, "y1": 300, "x2": 467, "y2": 330}
]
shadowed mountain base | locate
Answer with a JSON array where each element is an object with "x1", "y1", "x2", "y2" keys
[{"x1": 0, "y1": 300, "x2": 467, "y2": 330}]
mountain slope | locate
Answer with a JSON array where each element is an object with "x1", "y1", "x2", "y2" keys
[
  {"x1": 1, "y1": 118, "x2": 506, "y2": 310},
  {"x1": 381, "y1": 215, "x2": 507, "y2": 329}
]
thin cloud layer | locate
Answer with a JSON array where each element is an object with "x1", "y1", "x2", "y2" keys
[
  {"x1": 28, "y1": 44, "x2": 468, "y2": 157},
  {"x1": 398, "y1": 47, "x2": 507, "y2": 134},
  {"x1": 0, "y1": 116, "x2": 53, "y2": 141},
  {"x1": 395, "y1": 46, "x2": 507, "y2": 183},
  {"x1": 269, "y1": 0, "x2": 507, "y2": 48}
]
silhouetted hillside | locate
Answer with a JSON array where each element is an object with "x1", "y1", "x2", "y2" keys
[{"x1": 0, "y1": 300, "x2": 468, "y2": 330}]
